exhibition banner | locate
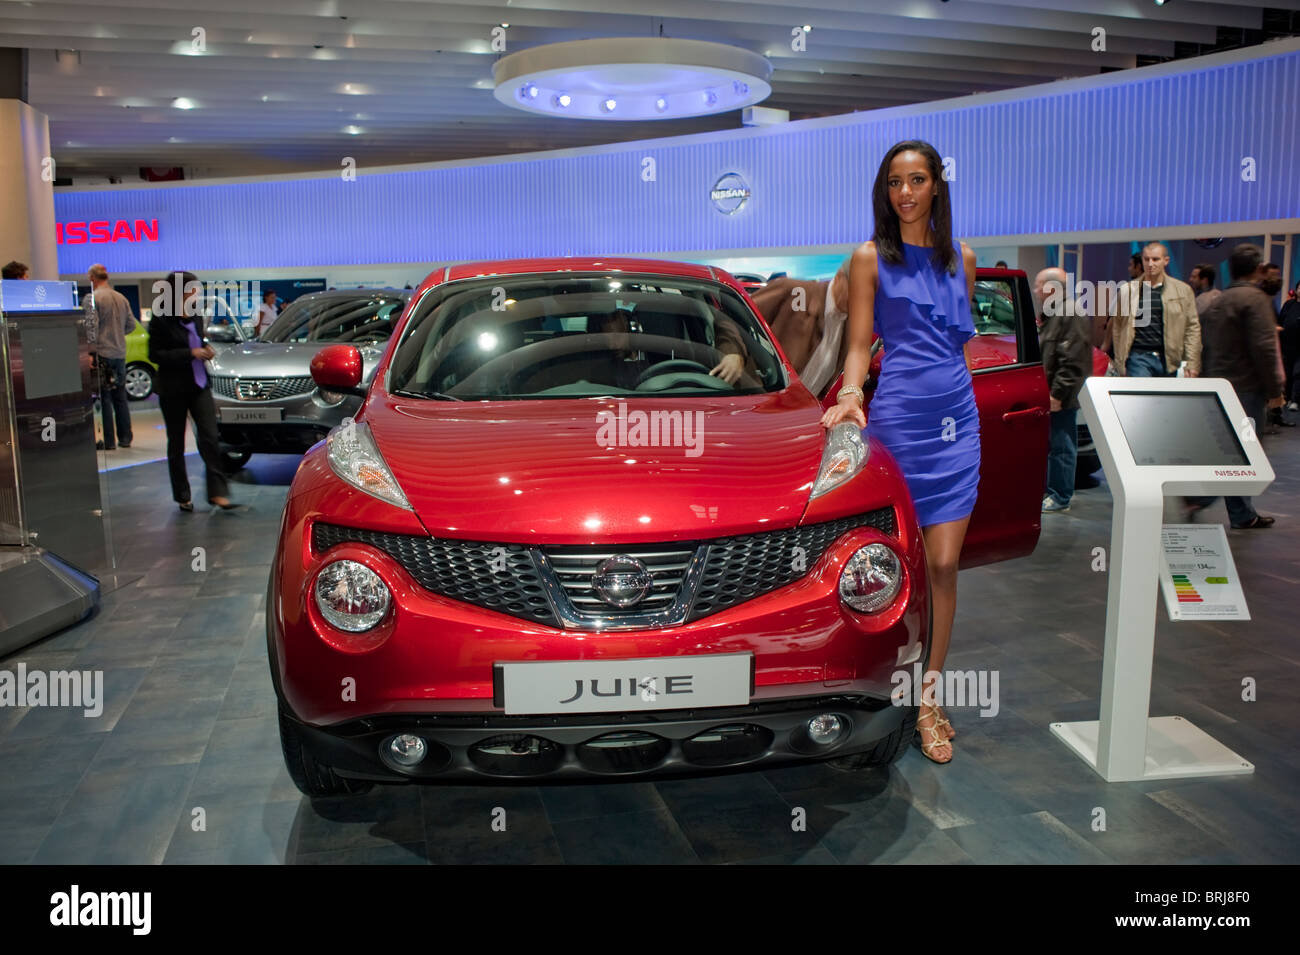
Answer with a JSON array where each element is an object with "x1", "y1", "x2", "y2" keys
[{"x1": 1159, "y1": 524, "x2": 1250, "y2": 621}]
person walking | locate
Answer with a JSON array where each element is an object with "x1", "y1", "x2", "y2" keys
[
  {"x1": 1108, "y1": 242, "x2": 1200, "y2": 378},
  {"x1": 1034, "y1": 267, "x2": 1092, "y2": 513},
  {"x1": 1185, "y1": 244, "x2": 1283, "y2": 529},
  {"x1": 147, "y1": 271, "x2": 235, "y2": 511},
  {"x1": 822, "y1": 140, "x2": 980, "y2": 764},
  {"x1": 83, "y1": 264, "x2": 136, "y2": 450}
]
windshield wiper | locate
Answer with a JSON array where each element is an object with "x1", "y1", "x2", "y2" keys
[{"x1": 393, "y1": 389, "x2": 462, "y2": 401}]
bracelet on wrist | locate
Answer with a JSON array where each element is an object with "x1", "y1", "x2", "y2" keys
[{"x1": 837, "y1": 384, "x2": 865, "y2": 404}]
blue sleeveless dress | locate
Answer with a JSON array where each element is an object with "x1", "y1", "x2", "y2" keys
[{"x1": 865, "y1": 241, "x2": 980, "y2": 526}]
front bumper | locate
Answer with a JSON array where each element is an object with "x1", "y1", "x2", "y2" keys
[
  {"x1": 215, "y1": 392, "x2": 361, "y2": 453},
  {"x1": 286, "y1": 693, "x2": 908, "y2": 782}
]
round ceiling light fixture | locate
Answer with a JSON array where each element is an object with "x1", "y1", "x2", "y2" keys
[{"x1": 493, "y1": 37, "x2": 772, "y2": 121}]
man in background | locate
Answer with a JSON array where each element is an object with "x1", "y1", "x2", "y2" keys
[
  {"x1": 1107, "y1": 242, "x2": 1200, "y2": 378},
  {"x1": 83, "y1": 263, "x2": 137, "y2": 450},
  {"x1": 1189, "y1": 262, "x2": 1222, "y2": 315},
  {"x1": 1186, "y1": 244, "x2": 1284, "y2": 529},
  {"x1": 1256, "y1": 263, "x2": 1294, "y2": 429},
  {"x1": 2, "y1": 261, "x2": 29, "y2": 279},
  {"x1": 1034, "y1": 268, "x2": 1092, "y2": 513}
]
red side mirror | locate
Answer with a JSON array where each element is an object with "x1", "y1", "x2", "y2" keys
[{"x1": 310, "y1": 344, "x2": 363, "y2": 391}]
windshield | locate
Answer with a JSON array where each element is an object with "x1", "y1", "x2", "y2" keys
[
  {"x1": 387, "y1": 273, "x2": 787, "y2": 400},
  {"x1": 261, "y1": 292, "x2": 409, "y2": 344}
]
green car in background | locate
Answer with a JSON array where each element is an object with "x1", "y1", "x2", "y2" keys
[{"x1": 122, "y1": 298, "x2": 254, "y2": 401}]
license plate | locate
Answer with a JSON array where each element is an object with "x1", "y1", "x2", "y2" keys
[
  {"x1": 496, "y1": 653, "x2": 752, "y2": 715},
  {"x1": 219, "y1": 406, "x2": 282, "y2": 423}
]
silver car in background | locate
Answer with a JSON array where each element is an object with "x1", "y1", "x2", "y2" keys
[{"x1": 210, "y1": 288, "x2": 410, "y2": 472}]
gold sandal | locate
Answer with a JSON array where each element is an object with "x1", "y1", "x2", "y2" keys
[
  {"x1": 934, "y1": 707, "x2": 955, "y2": 740},
  {"x1": 915, "y1": 705, "x2": 952, "y2": 763}
]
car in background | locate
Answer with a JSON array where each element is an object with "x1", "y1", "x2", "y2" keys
[
  {"x1": 210, "y1": 288, "x2": 410, "y2": 472},
  {"x1": 268, "y1": 257, "x2": 1049, "y2": 795},
  {"x1": 122, "y1": 296, "x2": 251, "y2": 401}
]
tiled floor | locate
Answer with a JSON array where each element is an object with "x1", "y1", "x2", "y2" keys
[{"x1": 2, "y1": 420, "x2": 1298, "y2": 865}]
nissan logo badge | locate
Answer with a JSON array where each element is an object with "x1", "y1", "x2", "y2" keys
[{"x1": 592, "y1": 555, "x2": 654, "y2": 608}]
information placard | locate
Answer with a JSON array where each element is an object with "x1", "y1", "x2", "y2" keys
[{"x1": 1159, "y1": 523, "x2": 1250, "y2": 621}]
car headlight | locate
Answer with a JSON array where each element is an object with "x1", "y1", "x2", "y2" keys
[
  {"x1": 811, "y1": 422, "x2": 868, "y2": 499},
  {"x1": 314, "y1": 560, "x2": 391, "y2": 631},
  {"x1": 326, "y1": 419, "x2": 411, "y2": 509},
  {"x1": 838, "y1": 543, "x2": 902, "y2": 613}
]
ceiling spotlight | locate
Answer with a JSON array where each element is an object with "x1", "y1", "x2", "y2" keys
[
  {"x1": 500, "y1": 22, "x2": 509, "y2": 28},
  {"x1": 553, "y1": 92, "x2": 571, "y2": 108},
  {"x1": 601, "y1": 97, "x2": 617, "y2": 112},
  {"x1": 171, "y1": 97, "x2": 195, "y2": 109},
  {"x1": 342, "y1": 125, "x2": 363, "y2": 135},
  {"x1": 655, "y1": 96, "x2": 668, "y2": 112},
  {"x1": 802, "y1": 24, "x2": 812, "y2": 31}
]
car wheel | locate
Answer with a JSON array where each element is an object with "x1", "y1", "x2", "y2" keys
[
  {"x1": 123, "y1": 363, "x2": 155, "y2": 400},
  {"x1": 218, "y1": 446, "x2": 252, "y2": 474},
  {"x1": 278, "y1": 709, "x2": 373, "y2": 797},
  {"x1": 825, "y1": 706, "x2": 918, "y2": 771}
]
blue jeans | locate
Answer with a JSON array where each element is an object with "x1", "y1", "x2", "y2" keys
[
  {"x1": 1045, "y1": 407, "x2": 1078, "y2": 506},
  {"x1": 1187, "y1": 390, "x2": 1263, "y2": 526},
  {"x1": 98, "y1": 355, "x2": 133, "y2": 448},
  {"x1": 1125, "y1": 350, "x2": 1168, "y2": 377}
]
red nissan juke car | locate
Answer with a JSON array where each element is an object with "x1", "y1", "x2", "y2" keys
[{"x1": 269, "y1": 257, "x2": 1049, "y2": 794}]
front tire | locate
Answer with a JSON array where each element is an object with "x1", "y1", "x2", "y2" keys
[
  {"x1": 826, "y1": 706, "x2": 918, "y2": 771},
  {"x1": 124, "y1": 363, "x2": 155, "y2": 400},
  {"x1": 278, "y1": 709, "x2": 373, "y2": 797}
]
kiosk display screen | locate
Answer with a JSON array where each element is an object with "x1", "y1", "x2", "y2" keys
[{"x1": 1109, "y1": 391, "x2": 1249, "y2": 466}]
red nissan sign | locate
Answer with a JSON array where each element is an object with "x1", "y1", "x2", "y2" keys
[{"x1": 56, "y1": 219, "x2": 159, "y2": 244}]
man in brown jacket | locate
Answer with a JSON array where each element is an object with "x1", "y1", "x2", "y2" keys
[
  {"x1": 1186, "y1": 243, "x2": 1285, "y2": 529},
  {"x1": 1107, "y1": 242, "x2": 1200, "y2": 378}
]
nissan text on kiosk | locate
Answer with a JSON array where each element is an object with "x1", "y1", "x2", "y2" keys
[{"x1": 1052, "y1": 376, "x2": 1274, "y2": 782}]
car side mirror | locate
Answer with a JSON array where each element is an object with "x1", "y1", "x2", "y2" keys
[
  {"x1": 311, "y1": 344, "x2": 366, "y2": 396},
  {"x1": 205, "y1": 324, "x2": 239, "y2": 343}
]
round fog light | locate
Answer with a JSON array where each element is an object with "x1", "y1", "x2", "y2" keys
[
  {"x1": 839, "y1": 543, "x2": 902, "y2": 613},
  {"x1": 388, "y1": 734, "x2": 427, "y2": 766},
  {"x1": 314, "y1": 560, "x2": 391, "y2": 632},
  {"x1": 807, "y1": 713, "x2": 844, "y2": 745}
]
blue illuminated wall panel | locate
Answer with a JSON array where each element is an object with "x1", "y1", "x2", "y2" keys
[{"x1": 54, "y1": 44, "x2": 1300, "y2": 275}]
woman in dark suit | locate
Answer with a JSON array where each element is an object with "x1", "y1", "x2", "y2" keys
[{"x1": 147, "y1": 272, "x2": 235, "y2": 511}]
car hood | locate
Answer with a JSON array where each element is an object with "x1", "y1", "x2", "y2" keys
[
  {"x1": 365, "y1": 390, "x2": 827, "y2": 545},
  {"x1": 210, "y1": 341, "x2": 387, "y2": 381}
]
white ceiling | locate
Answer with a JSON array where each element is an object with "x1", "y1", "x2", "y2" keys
[{"x1": 5, "y1": 0, "x2": 1298, "y2": 179}]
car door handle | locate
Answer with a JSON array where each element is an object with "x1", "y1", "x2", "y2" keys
[{"x1": 1002, "y1": 407, "x2": 1047, "y2": 423}]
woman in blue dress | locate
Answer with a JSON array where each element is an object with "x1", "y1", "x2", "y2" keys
[{"x1": 821, "y1": 140, "x2": 980, "y2": 764}]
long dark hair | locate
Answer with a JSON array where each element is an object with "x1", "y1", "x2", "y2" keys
[{"x1": 870, "y1": 140, "x2": 957, "y2": 276}]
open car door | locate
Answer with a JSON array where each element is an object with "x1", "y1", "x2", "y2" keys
[{"x1": 755, "y1": 267, "x2": 1049, "y2": 569}]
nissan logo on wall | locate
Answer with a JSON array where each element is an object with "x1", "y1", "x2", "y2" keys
[{"x1": 710, "y1": 173, "x2": 751, "y2": 215}]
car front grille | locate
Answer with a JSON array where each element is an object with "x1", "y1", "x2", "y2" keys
[
  {"x1": 688, "y1": 509, "x2": 895, "y2": 621},
  {"x1": 212, "y1": 375, "x2": 316, "y2": 401},
  {"x1": 543, "y1": 545, "x2": 696, "y2": 616},
  {"x1": 311, "y1": 506, "x2": 896, "y2": 630}
]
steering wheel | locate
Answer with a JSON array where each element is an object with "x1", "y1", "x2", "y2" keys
[{"x1": 634, "y1": 358, "x2": 714, "y2": 388}]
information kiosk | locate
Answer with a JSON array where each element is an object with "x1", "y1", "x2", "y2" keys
[{"x1": 1051, "y1": 376, "x2": 1274, "y2": 782}]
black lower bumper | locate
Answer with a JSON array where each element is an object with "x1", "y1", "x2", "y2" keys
[
  {"x1": 218, "y1": 423, "x2": 329, "y2": 454},
  {"x1": 288, "y1": 694, "x2": 909, "y2": 783}
]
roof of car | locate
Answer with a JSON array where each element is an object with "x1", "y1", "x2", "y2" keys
[{"x1": 441, "y1": 257, "x2": 717, "y2": 284}]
